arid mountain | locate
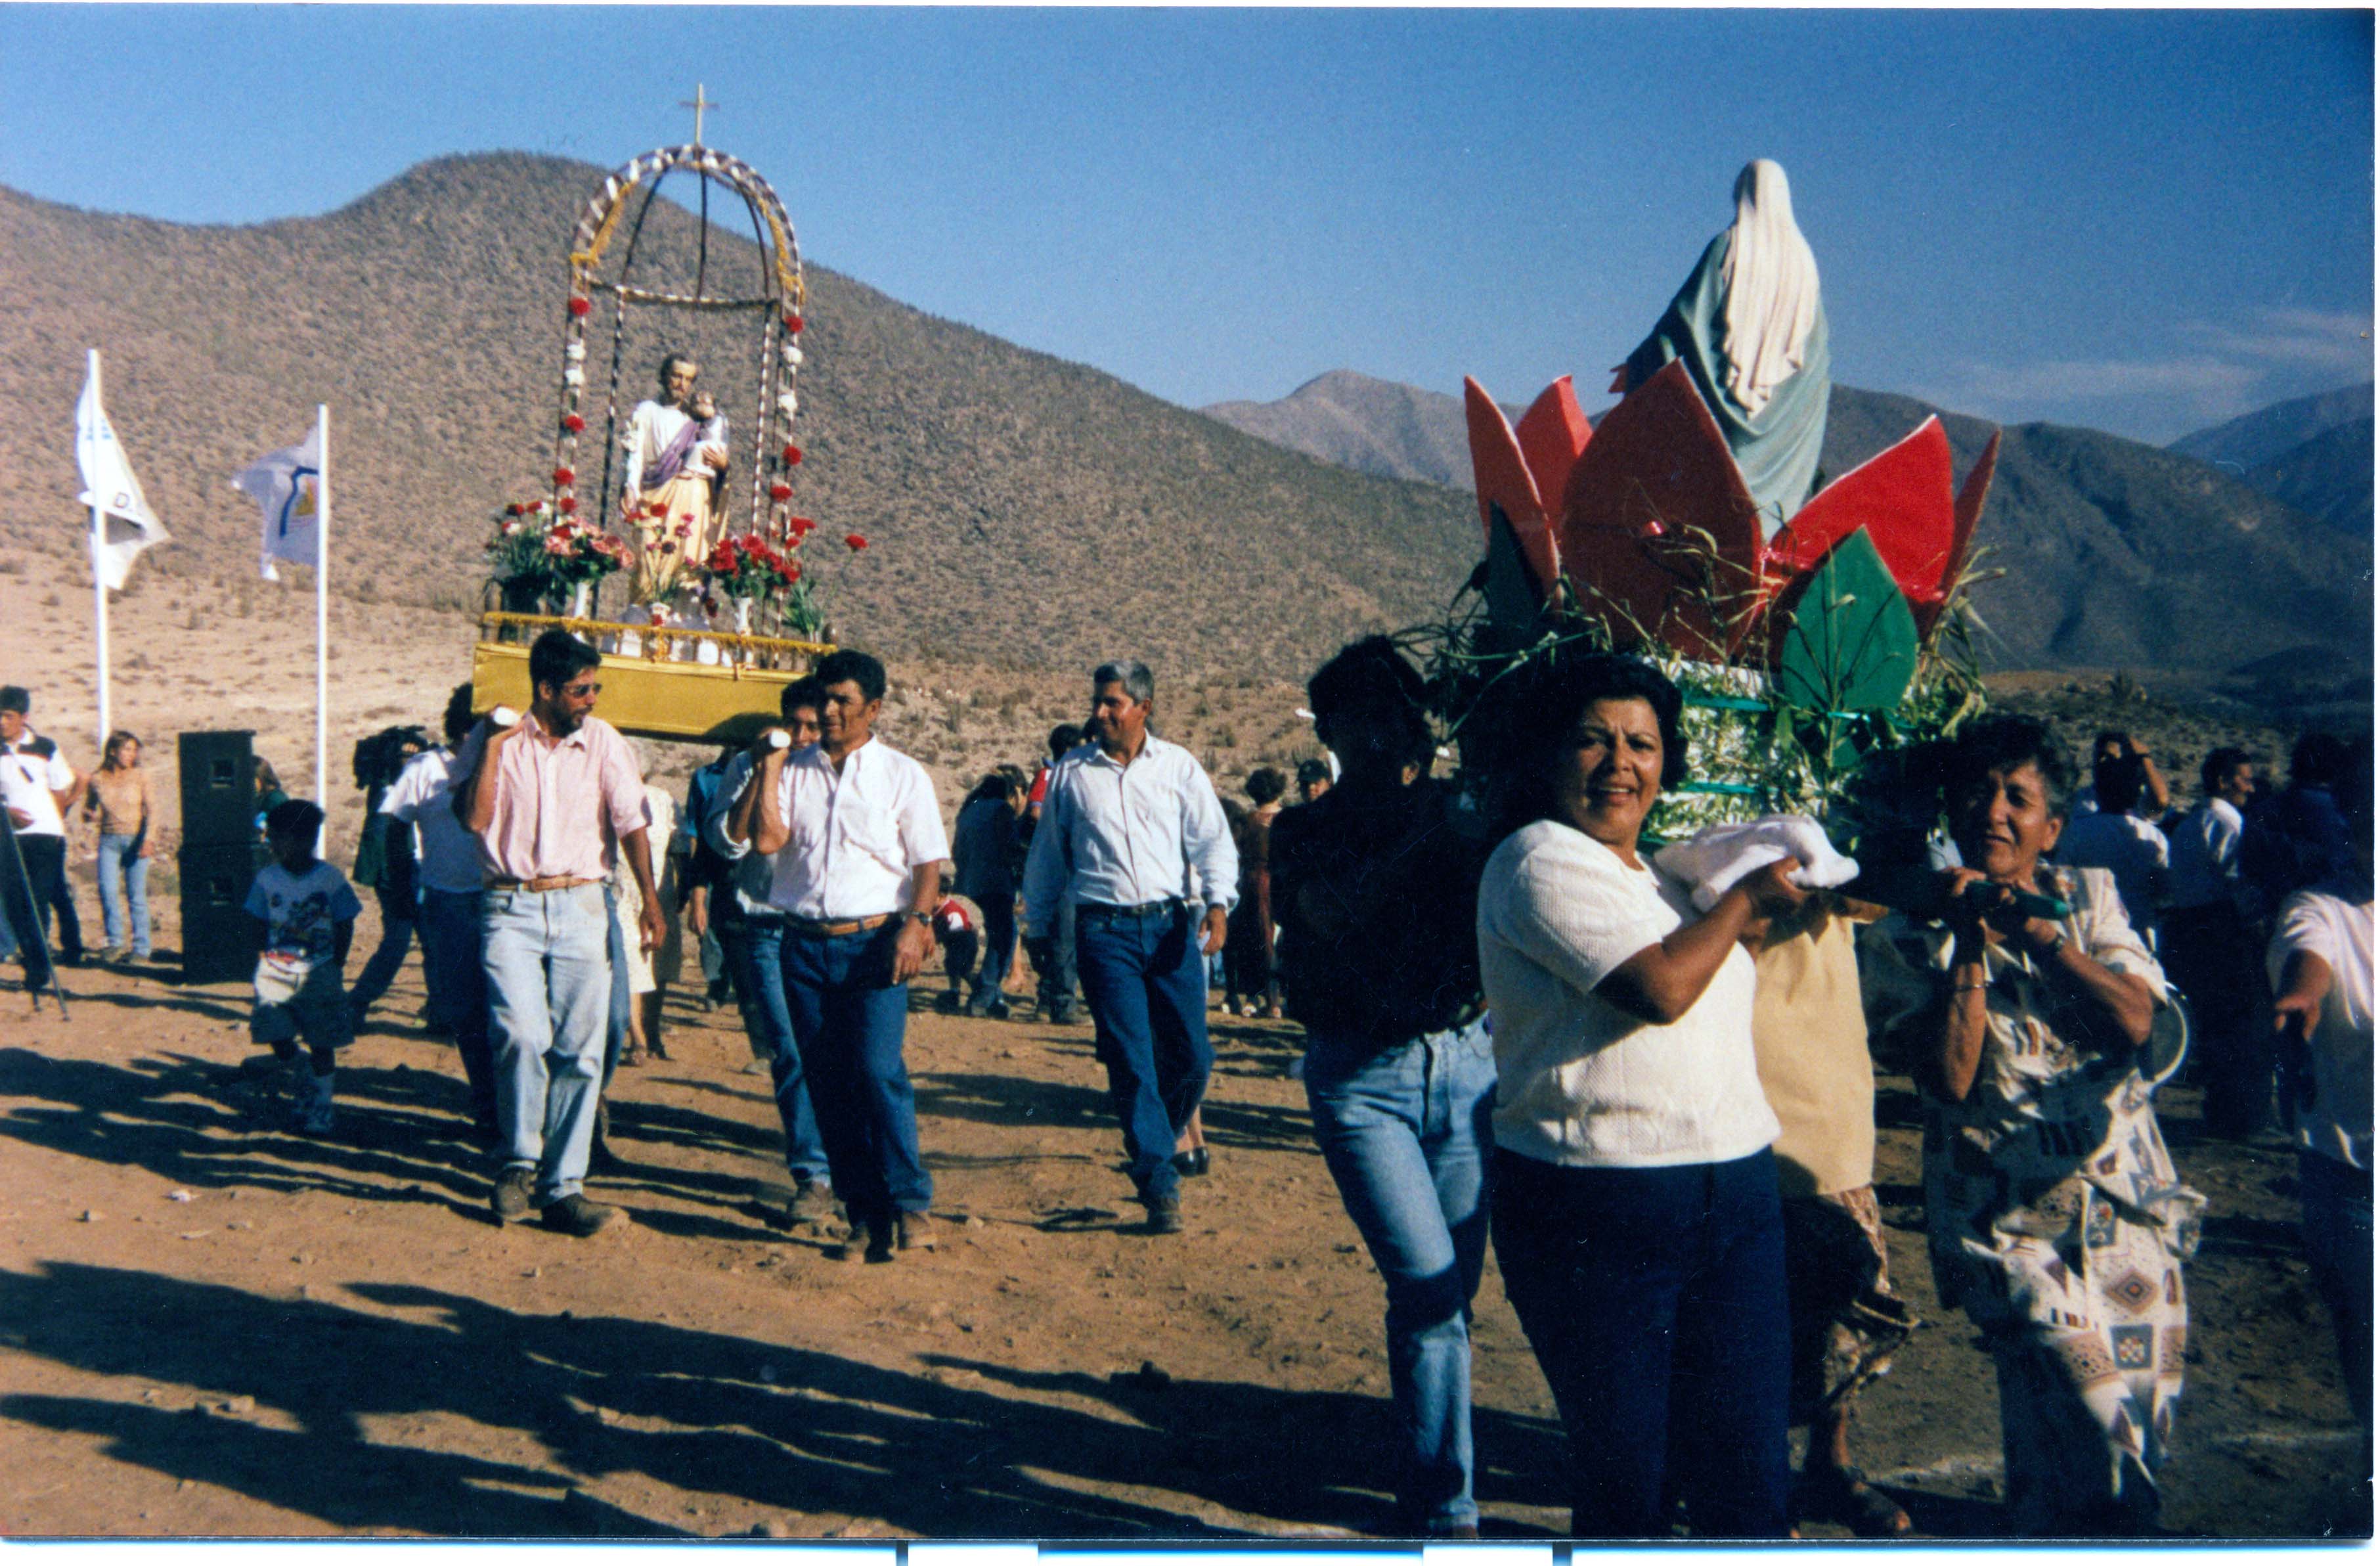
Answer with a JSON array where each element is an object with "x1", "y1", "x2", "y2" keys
[
  {"x1": 1199, "y1": 372, "x2": 2371, "y2": 675},
  {"x1": 1202, "y1": 369, "x2": 1515, "y2": 490},
  {"x1": 2169, "y1": 381, "x2": 2373, "y2": 472},
  {"x1": 0, "y1": 154, "x2": 1477, "y2": 681},
  {"x1": 2243, "y1": 418, "x2": 2373, "y2": 535}
]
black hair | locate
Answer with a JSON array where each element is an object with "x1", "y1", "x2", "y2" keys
[
  {"x1": 528, "y1": 629, "x2": 602, "y2": 692},
  {"x1": 1943, "y1": 714, "x2": 2075, "y2": 813},
  {"x1": 1296, "y1": 759, "x2": 1333, "y2": 786},
  {"x1": 2092, "y1": 730, "x2": 2129, "y2": 752},
  {"x1": 968, "y1": 771, "x2": 1011, "y2": 804},
  {"x1": 0, "y1": 686, "x2": 26, "y2": 715},
  {"x1": 813, "y1": 649, "x2": 887, "y2": 704},
  {"x1": 780, "y1": 676, "x2": 827, "y2": 719},
  {"x1": 2094, "y1": 750, "x2": 2149, "y2": 815},
  {"x1": 265, "y1": 797, "x2": 325, "y2": 842},
  {"x1": 353, "y1": 725, "x2": 431, "y2": 791},
  {"x1": 1246, "y1": 767, "x2": 1289, "y2": 807},
  {"x1": 2200, "y1": 746, "x2": 2253, "y2": 796},
  {"x1": 443, "y1": 682, "x2": 478, "y2": 746},
  {"x1": 1306, "y1": 635, "x2": 1434, "y2": 769},
  {"x1": 2292, "y1": 731, "x2": 2350, "y2": 790},
  {"x1": 1048, "y1": 723, "x2": 1084, "y2": 758}
]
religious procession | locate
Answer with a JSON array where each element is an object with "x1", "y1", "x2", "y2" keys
[{"x1": 0, "y1": 117, "x2": 2367, "y2": 1545}]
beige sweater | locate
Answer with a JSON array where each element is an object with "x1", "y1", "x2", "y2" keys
[{"x1": 85, "y1": 767, "x2": 153, "y2": 838}]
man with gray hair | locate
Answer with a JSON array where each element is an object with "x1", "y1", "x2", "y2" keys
[{"x1": 1023, "y1": 660, "x2": 1237, "y2": 1234}]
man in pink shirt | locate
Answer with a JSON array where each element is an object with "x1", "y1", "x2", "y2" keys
[{"x1": 454, "y1": 631, "x2": 664, "y2": 1236}]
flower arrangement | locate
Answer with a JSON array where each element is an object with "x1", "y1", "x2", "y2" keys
[{"x1": 485, "y1": 500, "x2": 632, "y2": 608}]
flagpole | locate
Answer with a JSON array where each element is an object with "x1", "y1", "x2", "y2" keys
[
  {"x1": 88, "y1": 349, "x2": 110, "y2": 755},
  {"x1": 314, "y1": 403, "x2": 330, "y2": 857}
]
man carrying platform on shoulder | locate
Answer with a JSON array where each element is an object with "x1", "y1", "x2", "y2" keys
[{"x1": 454, "y1": 631, "x2": 664, "y2": 1237}]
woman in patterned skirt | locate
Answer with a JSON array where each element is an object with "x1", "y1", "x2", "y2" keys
[{"x1": 1867, "y1": 715, "x2": 2201, "y2": 1536}]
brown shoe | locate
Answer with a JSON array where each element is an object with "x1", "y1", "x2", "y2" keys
[
  {"x1": 896, "y1": 1212, "x2": 937, "y2": 1251},
  {"x1": 540, "y1": 1193, "x2": 621, "y2": 1238}
]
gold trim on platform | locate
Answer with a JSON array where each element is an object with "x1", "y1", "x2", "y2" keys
[{"x1": 470, "y1": 613, "x2": 836, "y2": 744}]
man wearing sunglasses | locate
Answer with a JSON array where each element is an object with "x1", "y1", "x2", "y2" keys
[{"x1": 455, "y1": 631, "x2": 665, "y2": 1236}]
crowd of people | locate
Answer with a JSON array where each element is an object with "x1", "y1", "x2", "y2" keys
[{"x1": 1, "y1": 639, "x2": 2369, "y2": 1540}]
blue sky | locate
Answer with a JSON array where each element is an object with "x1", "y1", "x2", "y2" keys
[{"x1": 1, "y1": 6, "x2": 2369, "y2": 443}]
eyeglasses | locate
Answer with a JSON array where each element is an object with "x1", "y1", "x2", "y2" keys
[{"x1": 560, "y1": 682, "x2": 602, "y2": 698}]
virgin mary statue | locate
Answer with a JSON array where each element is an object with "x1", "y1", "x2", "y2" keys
[{"x1": 1618, "y1": 159, "x2": 1830, "y2": 537}]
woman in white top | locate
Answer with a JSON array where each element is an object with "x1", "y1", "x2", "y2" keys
[{"x1": 1475, "y1": 654, "x2": 1808, "y2": 1538}]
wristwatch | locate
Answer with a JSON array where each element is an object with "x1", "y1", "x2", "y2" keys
[{"x1": 907, "y1": 910, "x2": 933, "y2": 927}]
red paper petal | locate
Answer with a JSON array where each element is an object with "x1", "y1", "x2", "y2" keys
[
  {"x1": 782, "y1": 444, "x2": 804, "y2": 465},
  {"x1": 558, "y1": 497, "x2": 577, "y2": 514},
  {"x1": 552, "y1": 467, "x2": 575, "y2": 486},
  {"x1": 568, "y1": 296, "x2": 592, "y2": 317},
  {"x1": 1927, "y1": 430, "x2": 2000, "y2": 636},
  {"x1": 844, "y1": 533, "x2": 868, "y2": 551},
  {"x1": 1514, "y1": 376, "x2": 1593, "y2": 528},
  {"x1": 1765, "y1": 416, "x2": 1955, "y2": 611},
  {"x1": 784, "y1": 313, "x2": 804, "y2": 334},
  {"x1": 1464, "y1": 378, "x2": 1560, "y2": 592},
  {"x1": 562, "y1": 413, "x2": 585, "y2": 433},
  {"x1": 1557, "y1": 359, "x2": 1762, "y2": 661},
  {"x1": 770, "y1": 482, "x2": 793, "y2": 502}
]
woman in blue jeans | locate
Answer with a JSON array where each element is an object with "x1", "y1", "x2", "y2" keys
[
  {"x1": 1273, "y1": 637, "x2": 1499, "y2": 1538},
  {"x1": 82, "y1": 731, "x2": 154, "y2": 961},
  {"x1": 1473, "y1": 653, "x2": 1808, "y2": 1538}
]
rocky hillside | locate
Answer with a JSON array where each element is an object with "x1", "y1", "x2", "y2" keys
[{"x1": 0, "y1": 154, "x2": 1477, "y2": 682}]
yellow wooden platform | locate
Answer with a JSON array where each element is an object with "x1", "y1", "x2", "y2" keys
[{"x1": 471, "y1": 613, "x2": 833, "y2": 744}]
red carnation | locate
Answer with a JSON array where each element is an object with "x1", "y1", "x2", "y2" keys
[
  {"x1": 562, "y1": 413, "x2": 585, "y2": 434},
  {"x1": 553, "y1": 466, "x2": 575, "y2": 486},
  {"x1": 782, "y1": 444, "x2": 804, "y2": 466},
  {"x1": 770, "y1": 481, "x2": 793, "y2": 502},
  {"x1": 844, "y1": 533, "x2": 868, "y2": 552},
  {"x1": 568, "y1": 295, "x2": 592, "y2": 317},
  {"x1": 783, "y1": 313, "x2": 804, "y2": 334},
  {"x1": 558, "y1": 496, "x2": 578, "y2": 514},
  {"x1": 785, "y1": 563, "x2": 802, "y2": 583}
]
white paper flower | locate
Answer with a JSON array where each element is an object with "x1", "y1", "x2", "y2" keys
[
  {"x1": 565, "y1": 342, "x2": 585, "y2": 363},
  {"x1": 563, "y1": 367, "x2": 584, "y2": 388},
  {"x1": 776, "y1": 390, "x2": 799, "y2": 415}
]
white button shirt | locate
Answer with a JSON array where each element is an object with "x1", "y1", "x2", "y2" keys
[
  {"x1": 0, "y1": 732, "x2": 75, "y2": 838},
  {"x1": 380, "y1": 747, "x2": 485, "y2": 895},
  {"x1": 1021, "y1": 736, "x2": 1239, "y2": 937},
  {"x1": 765, "y1": 738, "x2": 950, "y2": 921}
]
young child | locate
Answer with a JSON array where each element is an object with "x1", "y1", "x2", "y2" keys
[
  {"x1": 244, "y1": 799, "x2": 363, "y2": 1133},
  {"x1": 932, "y1": 894, "x2": 980, "y2": 1013}
]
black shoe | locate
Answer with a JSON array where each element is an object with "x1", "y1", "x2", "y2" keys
[
  {"x1": 984, "y1": 998, "x2": 1011, "y2": 1020},
  {"x1": 1050, "y1": 1001, "x2": 1079, "y2": 1027},
  {"x1": 1172, "y1": 1147, "x2": 1210, "y2": 1178},
  {"x1": 491, "y1": 1166, "x2": 535, "y2": 1223},
  {"x1": 541, "y1": 1193, "x2": 621, "y2": 1237},
  {"x1": 1143, "y1": 1195, "x2": 1183, "y2": 1235}
]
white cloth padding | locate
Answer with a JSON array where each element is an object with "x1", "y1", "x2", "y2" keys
[{"x1": 1650, "y1": 813, "x2": 1859, "y2": 912}]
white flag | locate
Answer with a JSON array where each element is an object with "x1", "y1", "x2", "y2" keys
[
  {"x1": 74, "y1": 355, "x2": 170, "y2": 593},
  {"x1": 233, "y1": 426, "x2": 324, "y2": 581}
]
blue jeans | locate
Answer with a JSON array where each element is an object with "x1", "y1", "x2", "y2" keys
[
  {"x1": 349, "y1": 884, "x2": 416, "y2": 1014},
  {"x1": 419, "y1": 887, "x2": 495, "y2": 1130},
  {"x1": 734, "y1": 914, "x2": 831, "y2": 1186},
  {"x1": 971, "y1": 895, "x2": 1016, "y2": 1010},
  {"x1": 1074, "y1": 902, "x2": 1212, "y2": 1203},
  {"x1": 480, "y1": 883, "x2": 611, "y2": 1205},
  {"x1": 95, "y1": 834, "x2": 151, "y2": 956},
  {"x1": 1304, "y1": 1019, "x2": 1496, "y2": 1532},
  {"x1": 780, "y1": 923, "x2": 928, "y2": 1222},
  {"x1": 2302, "y1": 1150, "x2": 2373, "y2": 1431},
  {"x1": 1492, "y1": 1146, "x2": 1791, "y2": 1538}
]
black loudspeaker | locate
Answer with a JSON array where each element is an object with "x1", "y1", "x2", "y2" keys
[
  {"x1": 179, "y1": 730, "x2": 256, "y2": 849},
  {"x1": 179, "y1": 842, "x2": 265, "y2": 985}
]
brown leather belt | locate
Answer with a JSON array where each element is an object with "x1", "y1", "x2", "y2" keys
[
  {"x1": 784, "y1": 912, "x2": 896, "y2": 939},
  {"x1": 484, "y1": 875, "x2": 602, "y2": 893}
]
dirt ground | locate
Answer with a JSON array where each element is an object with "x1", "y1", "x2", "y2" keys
[
  {"x1": 0, "y1": 566, "x2": 2368, "y2": 1539},
  {"x1": 0, "y1": 889, "x2": 2367, "y2": 1541}
]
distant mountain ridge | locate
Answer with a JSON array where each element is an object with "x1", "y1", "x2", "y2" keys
[
  {"x1": 0, "y1": 154, "x2": 1476, "y2": 681},
  {"x1": 2169, "y1": 382, "x2": 2373, "y2": 472},
  {"x1": 1204, "y1": 369, "x2": 1518, "y2": 490},
  {"x1": 1204, "y1": 371, "x2": 2371, "y2": 675}
]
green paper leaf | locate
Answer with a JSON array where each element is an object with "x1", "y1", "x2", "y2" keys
[
  {"x1": 1777, "y1": 528, "x2": 1918, "y2": 717},
  {"x1": 1482, "y1": 503, "x2": 1543, "y2": 651}
]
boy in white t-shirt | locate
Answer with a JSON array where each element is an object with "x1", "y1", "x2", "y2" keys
[{"x1": 244, "y1": 799, "x2": 364, "y2": 1134}]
